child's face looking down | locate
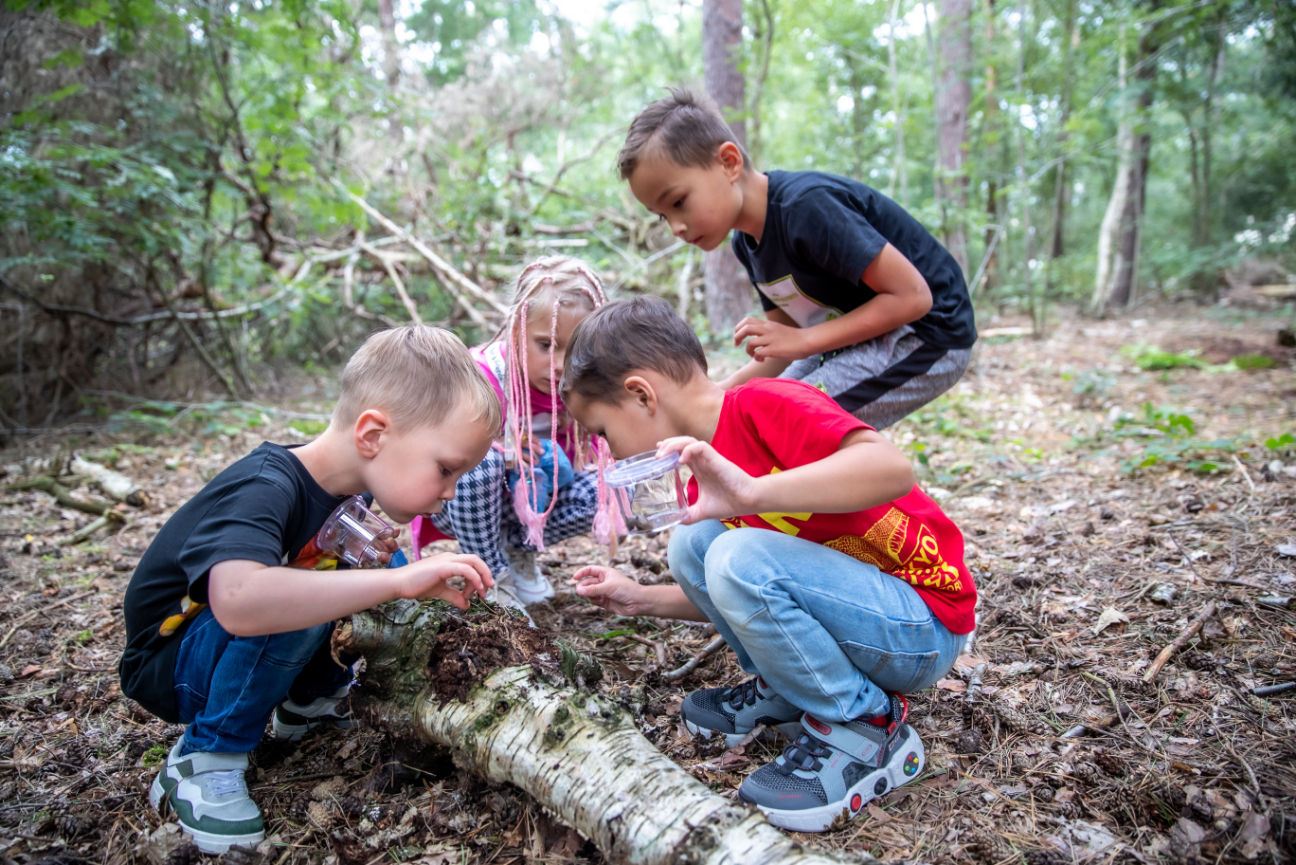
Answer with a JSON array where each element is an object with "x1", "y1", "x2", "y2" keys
[
  {"x1": 627, "y1": 143, "x2": 746, "y2": 253},
  {"x1": 565, "y1": 383, "x2": 678, "y2": 460},
  {"x1": 359, "y1": 407, "x2": 494, "y2": 524},
  {"x1": 523, "y1": 301, "x2": 588, "y2": 395}
]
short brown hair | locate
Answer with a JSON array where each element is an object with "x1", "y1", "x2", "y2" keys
[
  {"x1": 333, "y1": 325, "x2": 501, "y2": 432},
  {"x1": 560, "y1": 296, "x2": 708, "y2": 404},
  {"x1": 617, "y1": 88, "x2": 751, "y2": 180}
]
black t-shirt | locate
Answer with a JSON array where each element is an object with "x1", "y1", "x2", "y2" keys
[
  {"x1": 732, "y1": 170, "x2": 977, "y2": 350},
  {"x1": 118, "y1": 442, "x2": 353, "y2": 722}
]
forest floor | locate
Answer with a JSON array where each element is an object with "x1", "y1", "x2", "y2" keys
[{"x1": 0, "y1": 303, "x2": 1294, "y2": 865}]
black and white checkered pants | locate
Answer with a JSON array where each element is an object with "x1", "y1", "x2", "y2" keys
[{"x1": 429, "y1": 447, "x2": 599, "y2": 577}]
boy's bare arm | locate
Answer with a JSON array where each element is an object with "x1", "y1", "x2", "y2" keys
[
  {"x1": 718, "y1": 308, "x2": 797, "y2": 389},
  {"x1": 207, "y1": 553, "x2": 492, "y2": 637},
  {"x1": 731, "y1": 244, "x2": 934, "y2": 363},
  {"x1": 660, "y1": 427, "x2": 915, "y2": 522}
]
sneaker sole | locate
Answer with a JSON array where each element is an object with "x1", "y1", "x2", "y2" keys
[
  {"x1": 148, "y1": 772, "x2": 172, "y2": 814},
  {"x1": 756, "y1": 728, "x2": 926, "y2": 833},
  {"x1": 271, "y1": 714, "x2": 359, "y2": 742},
  {"x1": 684, "y1": 718, "x2": 802, "y2": 749},
  {"x1": 181, "y1": 824, "x2": 266, "y2": 855}
]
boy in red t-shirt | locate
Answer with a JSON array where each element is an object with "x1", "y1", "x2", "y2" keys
[{"x1": 561, "y1": 297, "x2": 976, "y2": 833}]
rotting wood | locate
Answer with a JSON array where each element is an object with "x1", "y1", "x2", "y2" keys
[
  {"x1": 1143, "y1": 600, "x2": 1217, "y2": 683},
  {"x1": 7, "y1": 477, "x2": 116, "y2": 517},
  {"x1": 68, "y1": 455, "x2": 150, "y2": 507},
  {"x1": 342, "y1": 601, "x2": 869, "y2": 865}
]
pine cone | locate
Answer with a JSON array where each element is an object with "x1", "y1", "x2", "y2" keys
[
  {"x1": 992, "y1": 702, "x2": 1046, "y2": 736},
  {"x1": 288, "y1": 793, "x2": 311, "y2": 819},
  {"x1": 1052, "y1": 799, "x2": 1082, "y2": 819},
  {"x1": 165, "y1": 843, "x2": 203, "y2": 865},
  {"x1": 1095, "y1": 751, "x2": 1125, "y2": 777},
  {"x1": 338, "y1": 794, "x2": 364, "y2": 818},
  {"x1": 1071, "y1": 761, "x2": 1100, "y2": 785},
  {"x1": 1182, "y1": 651, "x2": 1214, "y2": 671},
  {"x1": 1026, "y1": 848, "x2": 1070, "y2": 865},
  {"x1": 955, "y1": 729, "x2": 984, "y2": 755},
  {"x1": 1032, "y1": 785, "x2": 1056, "y2": 804},
  {"x1": 55, "y1": 814, "x2": 91, "y2": 838},
  {"x1": 1012, "y1": 752, "x2": 1033, "y2": 774},
  {"x1": 1154, "y1": 781, "x2": 1186, "y2": 812},
  {"x1": 300, "y1": 753, "x2": 336, "y2": 775},
  {"x1": 973, "y1": 830, "x2": 1019, "y2": 864}
]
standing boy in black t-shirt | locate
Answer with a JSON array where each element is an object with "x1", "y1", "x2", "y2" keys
[
  {"x1": 616, "y1": 89, "x2": 977, "y2": 429},
  {"x1": 118, "y1": 326, "x2": 499, "y2": 854}
]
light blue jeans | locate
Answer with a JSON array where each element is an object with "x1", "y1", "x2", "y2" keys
[{"x1": 668, "y1": 521, "x2": 965, "y2": 722}]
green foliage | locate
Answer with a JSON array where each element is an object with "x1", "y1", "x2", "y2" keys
[
  {"x1": 1111, "y1": 403, "x2": 1235, "y2": 474},
  {"x1": 1230, "y1": 354, "x2": 1276, "y2": 370},
  {"x1": 1266, "y1": 432, "x2": 1296, "y2": 452},
  {"x1": 1121, "y1": 344, "x2": 1207, "y2": 371},
  {"x1": 102, "y1": 400, "x2": 268, "y2": 438},
  {"x1": 1064, "y1": 369, "x2": 1116, "y2": 406},
  {"x1": 288, "y1": 419, "x2": 329, "y2": 437},
  {"x1": 140, "y1": 745, "x2": 169, "y2": 767}
]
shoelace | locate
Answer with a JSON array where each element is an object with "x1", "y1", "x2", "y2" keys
[
  {"x1": 724, "y1": 677, "x2": 763, "y2": 710},
  {"x1": 775, "y1": 732, "x2": 832, "y2": 775},
  {"x1": 205, "y1": 769, "x2": 246, "y2": 797}
]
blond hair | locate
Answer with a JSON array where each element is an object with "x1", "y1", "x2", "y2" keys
[{"x1": 333, "y1": 325, "x2": 501, "y2": 432}]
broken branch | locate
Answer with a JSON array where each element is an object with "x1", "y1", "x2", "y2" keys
[
  {"x1": 1143, "y1": 600, "x2": 1217, "y2": 683},
  {"x1": 662, "y1": 635, "x2": 727, "y2": 682}
]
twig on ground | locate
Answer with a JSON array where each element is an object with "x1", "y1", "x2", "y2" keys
[
  {"x1": 966, "y1": 662, "x2": 988, "y2": 704},
  {"x1": 1143, "y1": 600, "x2": 1217, "y2": 683},
  {"x1": 1252, "y1": 681, "x2": 1296, "y2": 697},
  {"x1": 1165, "y1": 529, "x2": 1209, "y2": 584},
  {"x1": 7, "y1": 477, "x2": 115, "y2": 516},
  {"x1": 661, "y1": 635, "x2": 726, "y2": 682},
  {"x1": 1231, "y1": 455, "x2": 1256, "y2": 493},
  {"x1": 1227, "y1": 742, "x2": 1266, "y2": 812},
  {"x1": 622, "y1": 633, "x2": 667, "y2": 667}
]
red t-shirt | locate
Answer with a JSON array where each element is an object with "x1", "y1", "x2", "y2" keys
[{"x1": 689, "y1": 379, "x2": 977, "y2": 635}]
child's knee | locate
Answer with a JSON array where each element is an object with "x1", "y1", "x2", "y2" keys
[
  {"x1": 702, "y1": 528, "x2": 769, "y2": 598},
  {"x1": 667, "y1": 520, "x2": 725, "y2": 586}
]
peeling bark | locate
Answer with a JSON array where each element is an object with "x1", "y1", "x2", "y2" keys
[{"x1": 342, "y1": 602, "x2": 864, "y2": 865}]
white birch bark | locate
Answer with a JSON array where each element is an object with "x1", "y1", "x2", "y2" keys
[{"x1": 1092, "y1": 25, "x2": 1131, "y2": 316}]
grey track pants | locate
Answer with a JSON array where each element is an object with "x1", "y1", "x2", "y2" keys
[{"x1": 781, "y1": 324, "x2": 973, "y2": 430}]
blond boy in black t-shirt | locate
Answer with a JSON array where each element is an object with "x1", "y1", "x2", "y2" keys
[{"x1": 119, "y1": 326, "x2": 499, "y2": 854}]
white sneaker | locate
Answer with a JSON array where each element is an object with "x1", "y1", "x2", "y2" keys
[
  {"x1": 149, "y1": 735, "x2": 264, "y2": 854},
  {"x1": 271, "y1": 684, "x2": 358, "y2": 741},
  {"x1": 506, "y1": 549, "x2": 554, "y2": 604}
]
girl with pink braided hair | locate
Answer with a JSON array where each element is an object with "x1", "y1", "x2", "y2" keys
[{"x1": 409, "y1": 256, "x2": 614, "y2": 611}]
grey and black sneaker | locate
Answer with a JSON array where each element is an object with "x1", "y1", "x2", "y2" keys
[
  {"x1": 680, "y1": 676, "x2": 803, "y2": 748},
  {"x1": 738, "y1": 693, "x2": 925, "y2": 833},
  {"x1": 149, "y1": 738, "x2": 265, "y2": 854},
  {"x1": 272, "y1": 684, "x2": 358, "y2": 741}
]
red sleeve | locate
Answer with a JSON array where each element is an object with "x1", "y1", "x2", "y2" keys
[{"x1": 734, "y1": 380, "x2": 872, "y2": 468}]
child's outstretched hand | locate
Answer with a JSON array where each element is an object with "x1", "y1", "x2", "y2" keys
[
  {"x1": 572, "y1": 566, "x2": 649, "y2": 616},
  {"x1": 655, "y1": 437, "x2": 759, "y2": 524},
  {"x1": 734, "y1": 316, "x2": 815, "y2": 361},
  {"x1": 394, "y1": 551, "x2": 493, "y2": 609}
]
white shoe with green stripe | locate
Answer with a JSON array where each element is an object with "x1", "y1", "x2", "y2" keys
[{"x1": 148, "y1": 735, "x2": 265, "y2": 854}]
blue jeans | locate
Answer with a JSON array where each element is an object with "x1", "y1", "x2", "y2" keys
[
  {"x1": 173, "y1": 607, "x2": 353, "y2": 755},
  {"x1": 668, "y1": 521, "x2": 964, "y2": 722}
]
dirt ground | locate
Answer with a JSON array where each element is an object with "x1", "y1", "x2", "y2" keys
[{"x1": 0, "y1": 304, "x2": 1293, "y2": 865}]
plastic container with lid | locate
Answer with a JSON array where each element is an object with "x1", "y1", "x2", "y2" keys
[
  {"x1": 318, "y1": 495, "x2": 397, "y2": 569},
  {"x1": 604, "y1": 450, "x2": 689, "y2": 534}
]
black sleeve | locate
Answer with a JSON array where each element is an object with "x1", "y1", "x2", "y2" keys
[
  {"x1": 783, "y1": 187, "x2": 889, "y2": 286},
  {"x1": 177, "y1": 476, "x2": 296, "y2": 604}
]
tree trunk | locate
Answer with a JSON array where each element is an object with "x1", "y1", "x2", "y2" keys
[
  {"x1": 886, "y1": 0, "x2": 910, "y2": 206},
  {"x1": 702, "y1": 0, "x2": 754, "y2": 337},
  {"x1": 1106, "y1": 12, "x2": 1160, "y2": 309},
  {"x1": 979, "y1": 0, "x2": 999, "y2": 295},
  {"x1": 1014, "y1": 0, "x2": 1035, "y2": 324},
  {"x1": 1092, "y1": 24, "x2": 1131, "y2": 315},
  {"x1": 341, "y1": 601, "x2": 865, "y2": 865},
  {"x1": 935, "y1": 0, "x2": 973, "y2": 276},
  {"x1": 1045, "y1": 0, "x2": 1076, "y2": 284},
  {"x1": 377, "y1": 0, "x2": 401, "y2": 92}
]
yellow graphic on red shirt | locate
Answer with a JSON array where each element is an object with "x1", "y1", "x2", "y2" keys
[
  {"x1": 159, "y1": 595, "x2": 206, "y2": 637},
  {"x1": 824, "y1": 507, "x2": 963, "y2": 593},
  {"x1": 720, "y1": 468, "x2": 812, "y2": 536},
  {"x1": 723, "y1": 477, "x2": 963, "y2": 595}
]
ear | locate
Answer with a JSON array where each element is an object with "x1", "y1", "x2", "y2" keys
[
  {"x1": 353, "y1": 409, "x2": 391, "y2": 459},
  {"x1": 718, "y1": 141, "x2": 745, "y2": 181},
  {"x1": 623, "y1": 375, "x2": 659, "y2": 415}
]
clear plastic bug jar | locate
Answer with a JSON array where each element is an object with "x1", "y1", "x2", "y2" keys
[
  {"x1": 604, "y1": 451, "x2": 689, "y2": 534},
  {"x1": 318, "y1": 495, "x2": 397, "y2": 568}
]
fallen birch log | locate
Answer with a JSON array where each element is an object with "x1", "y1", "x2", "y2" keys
[
  {"x1": 341, "y1": 600, "x2": 863, "y2": 865},
  {"x1": 69, "y1": 454, "x2": 150, "y2": 507}
]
